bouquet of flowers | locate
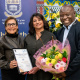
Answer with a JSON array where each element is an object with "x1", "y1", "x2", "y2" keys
[
  {"x1": 48, "y1": 11, "x2": 62, "y2": 33},
  {"x1": 34, "y1": 39, "x2": 70, "y2": 79},
  {"x1": 75, "y1": 13, "x2": 80, "y2": 22}
]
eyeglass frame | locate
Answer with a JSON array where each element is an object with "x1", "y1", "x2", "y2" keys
[
  {"x1": 5, "y1": 17, "x2": 18, "y2": 27},
  {"x1": 6, "y1": 23, "x2": 17, "y2": 27}
]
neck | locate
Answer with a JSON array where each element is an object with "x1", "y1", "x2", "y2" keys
[
  {"x1": 35, "y1": 28, "x2": 44, "y2": 34},
  {"x1": 35, "y1": 28, "x2": 44, "y2": 40},
  {"x1": 6, "y1": 32, "x2": 18, "y2": 38}
]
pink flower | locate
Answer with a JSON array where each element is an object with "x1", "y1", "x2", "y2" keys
[
  {"x1": 48, "y1": 63, "x2": 53, "y2": 66},
  {"x1": 55, "y1": 63, "x2": 61, "y2": 69}
]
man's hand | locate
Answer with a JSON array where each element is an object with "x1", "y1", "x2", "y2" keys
[
  {"x1": 10, "y1": 59, "x2": 17, "y2": 69},
  {"x1": 53, "y1": 72, "x2": 66, "y2": 78},
  {"x1": 28, "y1": 67, "x2": 39, "y2": 74}
]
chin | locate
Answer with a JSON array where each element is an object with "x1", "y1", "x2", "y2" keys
[
  {"x1": 64, "y1": 23, "x2": 70, "y2": 27},
  {"x1": 8, "y1": 32, "x2": 16, "y2": 34}
]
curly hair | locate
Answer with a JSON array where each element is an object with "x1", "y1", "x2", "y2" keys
[{"x1": 29, "y1": 13, "x2": 49, "y2": 35}]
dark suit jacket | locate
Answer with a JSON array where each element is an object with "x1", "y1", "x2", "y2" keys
[{"x1": 56, "y1": 20, "x2": 80, "y2": 80}]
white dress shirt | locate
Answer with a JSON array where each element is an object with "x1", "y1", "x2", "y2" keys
[{"x1": 62, "y1": 19, "x2": 76, "y2": 48}]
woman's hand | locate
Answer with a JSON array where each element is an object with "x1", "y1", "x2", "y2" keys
[
  {"x1": 28, "y1": 67, "x2": 39, "y2": 74},
  {"x1": 10, "y1": 59, "x2": 17, "y2": 69}
]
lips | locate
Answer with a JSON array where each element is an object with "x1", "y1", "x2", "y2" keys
[
  {"x1": 9, "y1": 29, "x2": 16, "y2": 31},
  {"x1": 62, "y1": 20, "x2": 70, "y2": 25},
  {"x1": 63, "y1": 20, "x2": 69, "y2": 24},
  {"x1": 36, "y1": 24, "x2": 41, "y2": 26},
  {"x1": 9, "y1": 29, "x2": 15, "y2": 31}
]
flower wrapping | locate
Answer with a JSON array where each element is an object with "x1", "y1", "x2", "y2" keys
[{"x1": 33, "y1": 39, "x2": 70, "y2": 74}]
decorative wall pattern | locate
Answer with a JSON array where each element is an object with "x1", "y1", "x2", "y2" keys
[
  {"x1": 36, "y1": 0, "x2": 80, "y2": 20},
  {"x1": 36, "y1": 0, "x2": 44, "y2": 15}
]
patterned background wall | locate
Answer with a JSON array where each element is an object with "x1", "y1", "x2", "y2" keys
[
  {"x1": 36, "y1": 0, "x2": 44, "y2": 15},
  {"x1": 36, "y1": 0, "x2": 80, "y2": 20}
]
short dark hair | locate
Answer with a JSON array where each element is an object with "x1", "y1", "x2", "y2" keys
[
  {"x1": 60, "y1": 4, "x2": 74, "y2": 12},
  {"x1": 29, "y1": 13, "x2": 49, "y2": 35},
  {"x1": 5, "y1": 16, "x2": 18, "y2": 27}
]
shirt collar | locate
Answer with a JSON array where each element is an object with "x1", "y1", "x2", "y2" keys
[{"x1": 63, "y1": 19, "x2": 76, "y2": 30}]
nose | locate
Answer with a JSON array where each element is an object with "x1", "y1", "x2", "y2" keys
[
  {"x1": 10, "y1": 25, "x2": 13, "y2": 27},
  {"x1": 63, "y1": 15, "x2": 67, "y2": 19},
  {"x1": 36, "y1": 20, "x2": 39, "y2": 23}
]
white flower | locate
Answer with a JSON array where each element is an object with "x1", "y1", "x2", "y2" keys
[
  {"x1": 54, "y1": 27, "x2": 57, "y2": 31},
  {"x1": 56, "y1": 18, "x2": 62, "y2": 24},
  {"x1": 41, "y1": 58, "x2": 46, "y2": 63},
  {"x1": 76, "y1": 17, "x2": 79, "y2": 20},
  {"x1": 60, "y1": 61, "x2": 66, "y2": 67},
  {"x1": 55, "y1": 63, "x2": 61, "y2": 69}
]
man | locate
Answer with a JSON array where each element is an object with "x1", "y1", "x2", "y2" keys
[{"x1": 55, "y1": 4, "x2": 80, "y2": 80}]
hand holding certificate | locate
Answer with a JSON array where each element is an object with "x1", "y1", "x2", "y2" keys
[{"x1": 13, "y1": 49, "x2": 32, "y2": 73}]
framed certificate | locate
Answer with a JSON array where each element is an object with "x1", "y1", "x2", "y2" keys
[{"x1": 13, "y1": 49, "x2": 32, "y2": 73}]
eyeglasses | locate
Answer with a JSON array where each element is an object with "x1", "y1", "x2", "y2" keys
[{"x1": 6, "y1": 23, "x2": 17, "y2": 27}]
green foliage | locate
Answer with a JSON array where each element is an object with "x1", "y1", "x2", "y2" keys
[
  {"x1": 49, "y1": 55, "x2": 55, "y2": 59},
  {"x1": 41, "y1": 53, "x2": 46, "y2": 58},
  {"x1": 62, "y1": 51, "x2": 67, "y2": 58},
  {"x1": 41, "y1": 46, "x2": 59, "y2": 59}
]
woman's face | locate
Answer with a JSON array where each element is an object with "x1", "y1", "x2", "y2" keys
[
  {"x1": 5, "y1": 19, "x2": 18, "y2": 34},
  {"x1": 33, "y1": 16, "x2": 44, "y2": 30}
]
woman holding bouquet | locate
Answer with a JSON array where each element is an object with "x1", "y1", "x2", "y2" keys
[{"x1": 24, "y1": 13, "x2": 56, "y2": 80}]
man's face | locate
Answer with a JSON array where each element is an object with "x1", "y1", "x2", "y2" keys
[{"x1": 60, "y1": 6, "x2": 75, "y2": 27}]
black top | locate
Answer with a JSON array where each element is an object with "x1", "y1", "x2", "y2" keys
[
  {"x1": 0, "y1": 34, "x2": 25, "y2": 80},
  {"x1": 24, "y1": 30, "x2": 56, "y2": 80}
]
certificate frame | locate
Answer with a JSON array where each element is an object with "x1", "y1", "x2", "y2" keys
[{"x1": 13, "y1": 49, "x2": 32, "y2": 73}]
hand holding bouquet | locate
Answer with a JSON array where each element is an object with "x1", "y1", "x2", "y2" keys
[{"x1": 34, "y1": 39, "x2": 70, "y2": 79}]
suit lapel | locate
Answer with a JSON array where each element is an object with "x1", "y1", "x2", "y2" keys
[
  {"x1": 58, "y1": 27, "x2": 65, "y2": 42},
  {"x1": 58, "y1": 20, "x2": 78, "y2": 43},
  {"x1": 67, "y1": 20, "x2": 77, "y2": 41}
]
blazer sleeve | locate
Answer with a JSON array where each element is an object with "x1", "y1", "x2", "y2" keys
[
  {"x1": 65, "y1": 27, "x2": 80, "y2": 76},
  {"x1": 0, "y1": 42, "x2": 10, "y2": 69}
]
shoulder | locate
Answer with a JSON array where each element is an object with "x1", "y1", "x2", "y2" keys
[
  {"x1": 18, "y1": 34, "x2": 24, "y2": 38},
  {"x1": 43, "y1": 30, "x2": 56, "y2": 39},
  {"x1": 25, "y1": 33, "x2": 31, "y2": 39},
  {"x1": 0, "y1": 36, "x2": 5, "y2": 46},
  {"x1": 18, "y1": 35, "x2": 24, "y2": 41},
  {"x1": 0, "y1": 35, "x2": 5, "y2": 41},
  {"x1": 44, "y1": 30, "x2": 54, "y2": 36},
  {"x1": 56, "y1": 27, "x2": 64, "y2": 35},
  {"x1": 24, "y1": 33, "x2": 33, "y2": 41},
  {"x1": 57, "y1": 26, "x2": 64, "y2": 32},
  {"x1": 73, "y1": 20, "x2": 80, "y2": 34},
  {"x1": 44, "y1": 30, "x2": 52, "y2": 34},
  {"x1": 75, "y1": 20, "x2": 80, "y2": 29}
]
